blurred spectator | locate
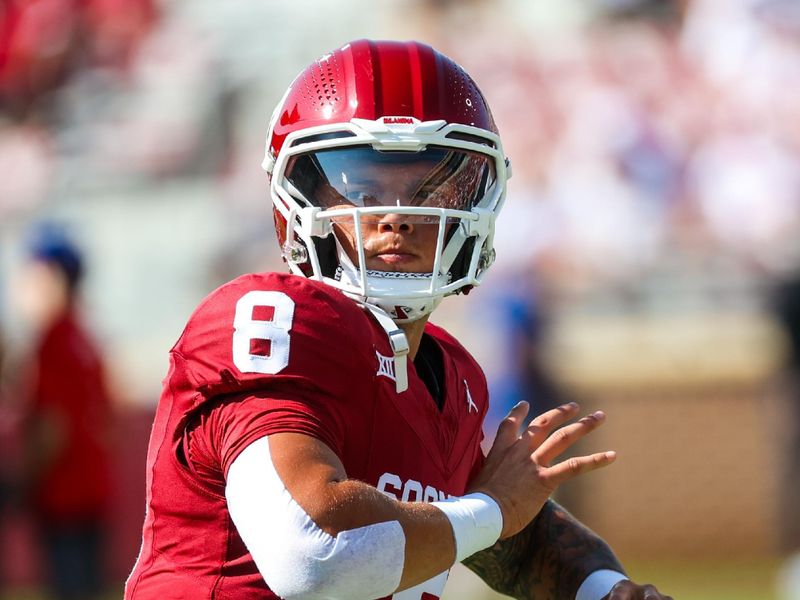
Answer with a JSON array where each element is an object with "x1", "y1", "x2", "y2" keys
[
  {"x1": 480, "y1": 271, "x2": 565, "y2": 435},
  {"x1": 774, "y1": 269, "x2": 800, "y2": 554},
  {"x1": 14, "y1": 224, "x2": 113, "y2": 600},
  {"x1": 0, "y1": 0, "x2": 159, "y2": 120},
  {"x1": 775, "y1": 267, "x2": 800, "y2": 599},
  {"x1": 0, "y1": 0, "x2": 81, "y2": 119}
]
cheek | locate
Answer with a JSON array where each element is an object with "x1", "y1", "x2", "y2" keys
[
  {"x1": 418, "y1": 223, "x2": 442, "y2": 241},
  {"x1": 332, "y1": 222, "x2": 358, "y2": 263},
  {"x1": 417, "y1": 225, "x2": 441, "y2": 267}
]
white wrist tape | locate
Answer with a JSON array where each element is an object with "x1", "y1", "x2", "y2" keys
[
  {"x1": 575, "y1": 570, "x2": 628, "y2": 600},
  {"x1": 226, "y1": 436, "x2": 405, "y2": 600},
  {"x1": 431, "y1": 492, "x2": 503, "y2": 562}
]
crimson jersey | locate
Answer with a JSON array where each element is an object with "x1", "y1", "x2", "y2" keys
[{"x1": 125, "y1": 272, "x2": 489, "y2": 600}]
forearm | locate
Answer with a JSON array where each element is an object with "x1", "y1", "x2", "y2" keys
[
  {"x1": 227, "y1": 434, "x2": 460, "y2": 597},
  {"x1": 463, "y1": 499, "x2": 625, "y2": 600},
  {"x1": 318, "y1": 478, "x2": 457, "y2": 591}
]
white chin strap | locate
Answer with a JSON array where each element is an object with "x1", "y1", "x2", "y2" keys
[
  {"x1": 321, "y1": 241, "x2": 446, "y2": 394},
  {"x1": 362, "y1": 302, "x2": 410, "y2": 394}
]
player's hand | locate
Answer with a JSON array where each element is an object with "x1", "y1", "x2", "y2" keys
[
  {"x1": 603, "y1": 579, "x2": 673, "y2": 599},
  {"x1": 468, "y1": 401, "x2": 616, "y2": 539}
]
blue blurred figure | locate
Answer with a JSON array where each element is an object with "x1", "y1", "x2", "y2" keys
[
  {"x1": 481, "y1": 273, "x2": 565, "y2": 436},
  {"x1": 15, "y1": 224, "x2": 113, "y2": 600}
]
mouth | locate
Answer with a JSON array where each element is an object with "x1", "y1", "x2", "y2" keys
[
  {"x1": 368, "y1": 246, "x2": 420, "y2": 267},
  {"x1": 372, "y1": 252, "x2": 418, "y2": 265}
]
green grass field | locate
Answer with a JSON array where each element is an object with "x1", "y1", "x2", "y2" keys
[{"x1": 623, "y1": 556, "x2": 781, "y2": 600}]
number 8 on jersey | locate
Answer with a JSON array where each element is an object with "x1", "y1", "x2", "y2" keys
[{"x1": 232, "y1": 290, "x2": 295, "y2": 375}]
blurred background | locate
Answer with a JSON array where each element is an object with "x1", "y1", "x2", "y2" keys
[{"x1": 1, "y1": 0, "x2": 799, "y2": 598}]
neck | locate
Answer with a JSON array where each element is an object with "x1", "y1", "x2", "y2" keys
[{"x1": 399, "y1": 316, "x2": 429, "y2": 361}]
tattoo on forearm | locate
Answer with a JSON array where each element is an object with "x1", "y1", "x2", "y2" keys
[{"x1": 462, "y1": 500, "x2": 625, "y2": 600}]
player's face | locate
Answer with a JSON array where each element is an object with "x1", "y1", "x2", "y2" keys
[
  {"x1": 325, "y1": 160, "x2": 441, "y2": 273},
  {"x1": 333, "y1": 214, "x2": 440, "y2": 273},
  {"x1": 284, "y1": 145, "x2": 495, "y2": 274}
]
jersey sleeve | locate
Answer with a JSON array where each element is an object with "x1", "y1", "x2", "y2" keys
[
  {"x1": 182, "y1": 388, "x2": 347, "y2": 484},
  {"x1": 171, "y1": 273, "x2": 377, "y2": 478}
]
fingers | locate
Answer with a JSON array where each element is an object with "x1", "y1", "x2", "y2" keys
[
  {"x1": 534, "y1": 410, "x2": 606, "y2": 466},
  {"x1": 642, "y1": 586, "x2": 671, "y2": 600},
  {"x1": 544, "y1": 450, "x2": 616, "y2": 486},
  {"x1": 607, "y1": 580, "x2": 670, "y2": 600},
  {"x1": 490, "y1": 401, "x2": 597, "y2": 465},
  {"x1": 489, "y1": 402, "x2": 615, "y2": 489},
  {"x1": 487, "y1": 401, "x2": 530, "y2": 459},
  {"x1": 519, "y1": 402, "x2": 580, "y2": 448}
]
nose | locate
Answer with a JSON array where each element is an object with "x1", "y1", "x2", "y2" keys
[{"x1": 375, "y1": 213, "x2": 414, "y2": 234}]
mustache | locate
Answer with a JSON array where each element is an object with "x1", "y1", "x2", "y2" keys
[
  {"x1": 361, "y1": 235, "x2": 420, "y2": 256},
  {"x1": 364, "y1": 243, "x2": 420, "y2": 257}
]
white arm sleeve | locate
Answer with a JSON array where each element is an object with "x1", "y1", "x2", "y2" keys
[
  {"x1": 575, "y1": 569, "x2": 628, "y2": 600},
  {"x1": 225, "y1": 436, "x2": 406, "y2": 600}
]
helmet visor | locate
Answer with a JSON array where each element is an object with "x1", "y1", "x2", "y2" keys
[{"x1": 284, "y1": 145, "x2": 495, "y2": 212}]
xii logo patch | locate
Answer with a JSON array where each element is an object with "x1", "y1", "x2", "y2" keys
[{"x1": 376, "y1": 350, "x2": 396, "y2": 382}]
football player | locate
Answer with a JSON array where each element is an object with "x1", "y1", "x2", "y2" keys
[{"x1": 126, "y1": 40, "x2": 670, "y2": 600}]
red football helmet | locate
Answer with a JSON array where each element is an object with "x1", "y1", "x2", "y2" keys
[{"x1": 263, "y1": 39, "x2": 510, "y2": 323}]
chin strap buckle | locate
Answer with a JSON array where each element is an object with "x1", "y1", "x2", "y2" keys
[
  {"x1": 387, "y1": 328, "x2": 409, "y2": 394},
  {"x1": 364, "y1": 303, "x2": 409, "y2": 393}
]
